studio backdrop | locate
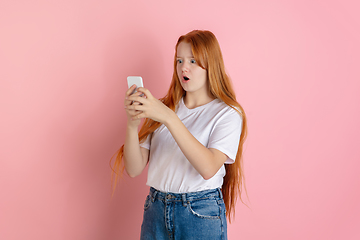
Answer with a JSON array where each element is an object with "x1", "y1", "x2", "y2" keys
[{"x1": 1, "y1": 0, "x2": 359, "y2": 239}]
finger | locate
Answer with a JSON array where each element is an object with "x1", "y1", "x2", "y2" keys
[
  {"x1": 124, "y1": 100, "x2": 143, "y2": 108},
  {"x1": 125, "y1": 103, "x2": 143, "y2": 113},
  {"x1": 132, "y1": 112, "x2": 146, "y2": 120},
  {"x1": 126, "y1": 104, "x2": 145, "y2": 111},
  {"x1": 137, "y1": 87, "x2": 153, "y2": 99},
  {"x1": 126, "y1": 109, "x2": 143, "y2": 117},
  {"x1": 124, "y1": 98, "x2": 135, "y2": 106},
  {"x1": 131, "y1": 91, "x2": 144, "y2": 97},
  {"x1": 125, "y1": 85, "x2": 137, "y2": 97},
  {"x1": 130, "y1": 92, "x2": 145, "y2": 104},
  {"x1": 127, "y1": 95, "x2": 146, "y2": 104},
  {"x1": 124, "y1": 92, "x2": 143, "y2": 106}
]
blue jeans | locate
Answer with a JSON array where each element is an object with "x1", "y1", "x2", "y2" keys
[{"x1": 140, "y1": 187, "x2": 228, "y2": 240}]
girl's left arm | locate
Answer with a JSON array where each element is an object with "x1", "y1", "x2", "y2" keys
[
  {"x1": 163, "y1": 115, "x2": 228, "y2": 180},
  {"x1": 126, "y1": 88, "x2": 228, "y2": 180}
]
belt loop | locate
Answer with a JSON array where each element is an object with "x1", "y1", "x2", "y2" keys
[
  {"x1": 152, "y1": 189, "x2": 158, "y2": 202},
  {"x1": 217, "y1": 188, "x2": 223, "y2": 199},
  {"x1": 181, "y1": 193, "x2": 187, "y2": 207}
]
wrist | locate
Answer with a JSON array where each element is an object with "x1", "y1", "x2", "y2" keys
[
  {"x1": 163, "y1": 109, "x2": 178, "y2": 128},
  {"x1": 127, "y1": 122, "x2": 139, "y2": 132}
]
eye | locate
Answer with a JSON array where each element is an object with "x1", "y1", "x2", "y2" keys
[
  {"x1": 190, "y1": 59, "x2": 196, "y2": 64},
  {"x1": 177, "y1": 59, "x2": 183, "y2": 64}
]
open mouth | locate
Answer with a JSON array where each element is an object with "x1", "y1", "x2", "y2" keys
[{"x1": 183, "y1": 76, "x2": 190, "y2": 81}]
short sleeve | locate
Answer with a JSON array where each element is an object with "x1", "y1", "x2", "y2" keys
[
  {"x1": 208, "y1": 108, "x2": 243, "y2": 164},
  {"x1": 139, "y1": 134, "x2": 151, "y2": 150}
]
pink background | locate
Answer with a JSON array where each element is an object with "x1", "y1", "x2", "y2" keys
[{"x1": 1, "y1": 0, "x2": 359, "y2": 239}]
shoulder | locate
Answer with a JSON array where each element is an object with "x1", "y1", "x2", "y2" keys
[{"x1": 210, "y1": 99, "x2": 243, "y2": 121}]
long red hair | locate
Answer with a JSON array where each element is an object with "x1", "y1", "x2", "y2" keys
[{"x1": 111, "y1": 30, "x2": 248, "y2": 222}]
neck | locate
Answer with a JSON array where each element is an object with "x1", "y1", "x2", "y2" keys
[{"x1": 183, "y1": 91, "x2": 215, "y2": 109}]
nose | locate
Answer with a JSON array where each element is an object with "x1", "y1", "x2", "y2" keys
[{"x1": 181, "y1": 61, "x2": 189, "y2": 72}]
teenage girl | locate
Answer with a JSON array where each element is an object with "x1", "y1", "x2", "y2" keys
[{"x1": 112, "y1": 30, "x2": 247, "y2": 240}]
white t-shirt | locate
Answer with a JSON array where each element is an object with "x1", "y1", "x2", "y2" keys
[{"x1": 140, "y1": 97, "x2": 242, "y2": 193}]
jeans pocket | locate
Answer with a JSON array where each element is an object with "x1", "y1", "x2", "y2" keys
[
  {"x1": 187, "y1": 198, "x2": 221, "y2": 219},
  {"x1": 143, "y1": 195, "x2": 152, "y2": 211}
]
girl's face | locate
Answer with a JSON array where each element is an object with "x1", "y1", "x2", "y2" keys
[{"x1": 176, "y1": 41, "x2": 208, "y2": 96}]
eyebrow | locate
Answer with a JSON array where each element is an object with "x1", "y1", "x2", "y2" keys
[{"x1": 176, "y1": 56, "x2": 195, "y2": 58}]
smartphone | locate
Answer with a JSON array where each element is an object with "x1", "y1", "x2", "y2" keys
[{"x1": 127, "y1": 76, "x2": 144, "y2": 94}]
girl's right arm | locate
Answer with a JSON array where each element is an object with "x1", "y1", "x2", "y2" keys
[
  {"x1": 123, "y1": 85, "x2": 149, "y2": 177},
  {"x1": 123, "y1": 125, "x2": 149, "y2": 177}
]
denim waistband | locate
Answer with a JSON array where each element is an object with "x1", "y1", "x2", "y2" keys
[{"x1": 149, "y1": 187, "x2": 223, "y2": 203}]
